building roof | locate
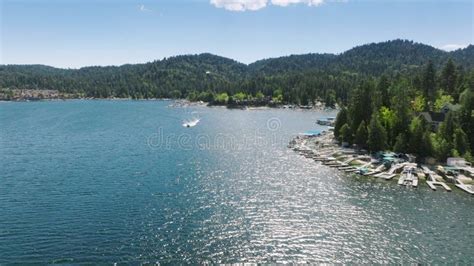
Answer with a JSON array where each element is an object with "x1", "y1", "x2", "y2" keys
[
  {"x1": 419, "y1": 112, "x2": 446, "y2": 123},
  {"x1": 441, "y1": 103, "x2": 462, "y2": 112}
]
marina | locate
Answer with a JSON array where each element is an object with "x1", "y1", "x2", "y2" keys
[{"x1": 289, "y1": 129, "x2": 474, "y2": 195}]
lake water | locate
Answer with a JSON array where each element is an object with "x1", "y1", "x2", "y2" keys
[{"x1": 0, "y1": 100, "x2": 472, "y2": 264}]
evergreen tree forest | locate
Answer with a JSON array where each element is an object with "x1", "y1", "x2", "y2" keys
[
  {"x1": 334, "y1": 59, "x2": 474, "y2": 163},
  {"x1": 1, "y1": 40, "x2": 473, "y2": 106}
]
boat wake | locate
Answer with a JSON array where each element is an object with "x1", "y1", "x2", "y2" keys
[{"x1": 182, "y1": 118, "x2": 200, "y2": 128}]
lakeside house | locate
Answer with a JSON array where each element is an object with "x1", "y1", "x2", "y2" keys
[
  {"x1": 440, "y1": 103, "x2": 461, "y2": 113},
  {"x1": 0, "y1": 88, "x2": 77, "y2": 101},
  {"x1": 224, "y1": 96, "x2": 274, "y2": 108},
  {"x1": 418, "y1": 112, "x2": 445, "y2": 130},
  {"x1": 418, "y1": 103, "x2": 462, "y2": 131}
]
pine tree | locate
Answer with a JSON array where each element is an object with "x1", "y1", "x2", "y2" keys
[
  {"x1": 459, "y1": 81, "x2": 474, "y2": 153},
  {"x1": 367, "y1": 114, "x2": 387, "y2": 152},
  {"x1": 438, "y1": 111, "x2": 456, "y2": 143},
  {"x1": 422, "y1": 131, "x2": 433, "y2": 158},
  {"x1": 453, "y1": 128, "x2": 469, "y2": 155},
  {"x1": 350, "y1": 81, "x2": 374, "y2": 130},
  {"x1": 393, "y1": 133, "x2": 408, "y2": 153},
  {"x1": 408, "y1": 117, "x2": 430, "y2": 157},
  {"x1": 377, "y1": 75, "x2": 390, "y2": 107},
  {"x1": 354, "y1": 121, "x2": 368, "y2": 148},
  {"x1": 339, "y1": 123, "x2": 353, "y2": 144},
  {"x1": 325, "y1": 89, "x2": 337, "y2": 108},
  {"x1": 432, "y1": 134, "x2": 451, "y2": 162},
  {"x1": 334, "y1": 107, "x2": 348, "y2": 140},
  {"x1": 390, "y1": 79, "x2": 412, "y2": 139},
  {"x1": 422, "y1": 60, "x2": 436, "y2": 106},
  {"x1": 441, "y1": 59, "x2": 458, "y2": 96}
]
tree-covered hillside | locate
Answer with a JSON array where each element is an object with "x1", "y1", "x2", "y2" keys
[
  {"x1": 0, "y1": 39, "x2": 473, "y2": 104},
  {"x1": 0, "y1": 53, "x2": 247, "y2": 99},
  {"x1": 334, "y1": 59, "x2": 474, "y2": 163},
  {"x1": 248, "y1": 40, "x2": 473, "y2": 76}
]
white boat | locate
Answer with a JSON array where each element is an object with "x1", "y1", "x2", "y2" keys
[
  {"x1": 399, "y1": 166, "x2": 418, "y2": 187},
  {"x1": 182, "y1": 118, "x2": 200, "y2": 128},
  {"x1": 412, "y1": 174, "x2": 419, "y2": 187},
  {"x1": 316, "y1": 117, "x2": 335, "y2": 126},
  {"x1": 398, "y1": 173, "x2": 406, "y2": 185}
]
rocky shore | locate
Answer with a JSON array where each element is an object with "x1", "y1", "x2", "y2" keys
[{"x1": 0, "y1": 88, "x2": 80, "y2": 101}]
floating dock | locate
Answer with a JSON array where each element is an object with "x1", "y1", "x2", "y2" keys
[
  {"x1": 422, "y1": 166, "x2": 452, "y2": 192},
  {"x1": 375, "y1": 163, "x2": 406, "y2": 180},
  {"x1": 363, "y1": 164, "x2": 387, "y2": 176},
  {"x1": 455, "y1": 178, "x2": 474, "y2": 195},
  {"x1": 290, "y1": 132, "x2": 473, "y2": 196}
]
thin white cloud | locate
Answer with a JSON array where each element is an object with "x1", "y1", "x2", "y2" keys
[
  {"x1": 271, "y1": 0, "x2": 324, "y2": 7},
  {"x1": 439, "y1": 44, "x2": 469, "y2": 51},
  {"x1": 138, "y1": 4, "x2": 152, "y2": 12},
  {"x1": 210, "y1": 0, "x2": 336, "y2": 11},
  {"x1": 210, "y1": 0, "x2": 268, "y2": 11}
]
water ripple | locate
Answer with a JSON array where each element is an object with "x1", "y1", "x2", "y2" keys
[{"x1": 0, "y1": 101, "x2": 473, "y2": 264}]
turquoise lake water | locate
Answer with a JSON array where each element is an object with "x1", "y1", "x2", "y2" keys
[{"x1": 0, "y1": 100, "x2": 473, "y2": 264}]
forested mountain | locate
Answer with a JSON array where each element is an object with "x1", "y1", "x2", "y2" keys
[
  {"x1": 248, "y1": 40, "x2": 472, "y2": 76},
  {"x1": 451, "y1": 45, "x2": 474, "y2": 69},
  {"x1": 330, "y1": 40, "x2": 447, "y2": 75},
  {"x1": 0, "y1": 53, "x2": 247, "y2": 99},
  {"x1": 248, "y1": 53, "x2": 336, "y2": 75},
  {"x1": 0, "y1": 39, "x2": 473, "y2": 103}
]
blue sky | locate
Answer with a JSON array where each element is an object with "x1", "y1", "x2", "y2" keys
[{"x1": 1, "y1": 0, "x2": 473, "y2": 68}]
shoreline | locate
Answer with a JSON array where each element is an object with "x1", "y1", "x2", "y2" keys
[
  {"x1": 2, "y1": 97, "x2": 338, "y2": 111},
  {"x1": 288, "y1": 131, "x2": 474, "y2": 194},
  {"x1": 0, "y1": 97, "x2": 173, "y2": 102}
]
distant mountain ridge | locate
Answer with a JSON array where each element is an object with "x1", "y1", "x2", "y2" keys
[
  {"x1": 248, "y1": 40, "x2": 473, "y2": 76},
  {"x1": 3, "y1": 39, "x2": 473, "y2": 72},
  {"x1": 0, "y1": 39, "x2": 473, "y2": 99}
]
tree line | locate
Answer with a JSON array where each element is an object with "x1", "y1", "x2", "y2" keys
[
  {"x1": 334, "y1": 59, "x2": 474, "y2": 163},
  {"x1": 0, "y1": 40, "x2": 472, "y2": 106}
]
